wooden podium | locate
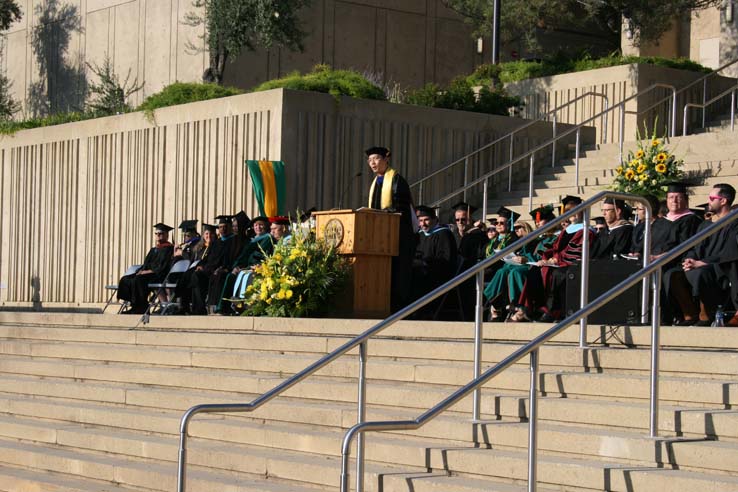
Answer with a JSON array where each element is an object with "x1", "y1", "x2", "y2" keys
[{"x1": 314, "y1": 209, "x2": 400, "y2": 318}]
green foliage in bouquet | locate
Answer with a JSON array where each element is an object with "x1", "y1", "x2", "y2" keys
[
  {"x1": 611, "y1": 125, "x2": 684, "y2": 200},
  {"x1": 242, "y1": 229, "x2": 350, "y2": 317}
]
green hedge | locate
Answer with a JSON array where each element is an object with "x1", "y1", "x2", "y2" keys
[
  {"x1": 470, "y1": 54, "x2": 711, "y2": 86},
  {"x1": 405, "y1": 77, "x2": 522, "y2": 116},
  {"x1": 251, "y1": 64, "x2": 386, "y2": 100},
  {"x1": 0, "y1": 110, "x2": 110, "y2": 135},
  {"x1": 137, "y1": 82, "x2": 242, "y2": 113}
]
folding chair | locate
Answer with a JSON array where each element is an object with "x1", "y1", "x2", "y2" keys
[
  {"x1": 143, "y1": 260, "x2": 191, "y2": 320},
  {"x1": 103, "y1": 264, "x2": 142, "y2": 313}
]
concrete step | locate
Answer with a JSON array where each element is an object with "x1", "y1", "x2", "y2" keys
[
  {"x1": 0, "y1": 438, "x2": 335, "y2": 492},
  {"x1": 0, "y1": 464, "x2": 153, "y2": 492},
  {"x1": 3, "y1": 338, "x2": 737, "y2": 380}
]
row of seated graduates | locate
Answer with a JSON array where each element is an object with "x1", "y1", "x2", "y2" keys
[
  {"x1": 442, "y1": 182, "x2": 738, "y2": 325},
  {"x1": 117, "y1": 212, "x2": 292, "y2": 315}
]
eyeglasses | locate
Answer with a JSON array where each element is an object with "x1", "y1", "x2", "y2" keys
[
  {"x1": 708, "y1": 195, "x2": 723, "y2": 201},
  {"x1": 155, "y1": 232, "x2": 165, "y2": 235},
  {"x1": 455, "y1": 218, "x2": 467, "y2": 223},
  {"x1": 514, "y1": 225, "x2": 524, "y2": 229},
  {"x1": 496, "y1": 221, "x2": 507, "y2": 225},
  {"x1": 601, "y1": 208, "x2": 616, "y2": 213}
]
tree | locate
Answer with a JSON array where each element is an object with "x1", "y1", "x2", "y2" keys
[
  {"x1": 86, "y1": 55, "x2": 144, "y2": 115},
  {"x1": 185, "y1": 0, "x2": 311, "y2": 85},
  {"x1": 442, "y1": 0, "x2": 721, "y2": 54},
  {"x1": 0, "y1": 0, "x2": 21, "y2": 31}
]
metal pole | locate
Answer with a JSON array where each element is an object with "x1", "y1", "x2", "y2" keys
[
  {"x1": 602, "y1": 99, "x2": 609, "y2": 144},
  {"x1": 482, "y1": 178, "x2": 489, "y2": 223},
  {"x1": 671, "y1": 89, "x2": 677, "y2": 138},
  {"x1": 491, "y1": 0, "x2": 501, "y2": 64},
  {"x1": 177, "y1": 433, "x2": 187, "y2": 492},
  {"x1": 356, "y1": 341, "x2": 368, "y2": 492},
  {"x1": 579, "y1": 207, "x2": 590, "y2": 347},
  {"x1": 731, "y1": 90, "x2": 736, "y2": 132},
  {"x1": 551, "y1": 115, "x2": 557, "y2": 168},
  {"x1": 418, "y1": 182, "x2": 424, "y2": 206},
  {"x1": 619, "y1": 103, "x2": 625, "y2": 164},
  {"x1": 648, "y1": 271, "x2": 662, "y2": 438},
  {"x1": 472, "y1": 270, "x2": 484, "y2": 421},
  {"x1": 508, "y1": 136, "x2": 514, "y2": 191},
  {"x1": 528, "y1": 155, "x2": 535, "y2": 212},
  {"x1": 683, "y1": 107, "x2": 689, "y2": 137},
  {"x1": 527, "y1": 349, "x2": 540, "y2": 492},
  {"x1": 574, "y1": 128, "x2": 581, "y2": 188},
  {"x1": 463, "y1": 157, "x2": 469, "y2": 201},
  {"x1": 640, "y1": 206, "x2": 652, "y2": 325},
  {"x1": 702, "y1": 78, "x2": 707, "y2": 129}
]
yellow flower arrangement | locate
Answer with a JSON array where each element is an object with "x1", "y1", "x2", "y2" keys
[
  {"x1": 611, "y1": 122, "x2": 683, "y2": 199},
  {"x1": 242, "y1": 223, "x2": 349, "y2": 317}
]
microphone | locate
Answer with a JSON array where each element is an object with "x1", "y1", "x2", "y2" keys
[{"x1": 338, "y1": 171, "x2": 363, "y2": 209}]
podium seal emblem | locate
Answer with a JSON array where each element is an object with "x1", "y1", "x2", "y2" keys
[{"x1": 323, "y1": 219, "x2": 344, "y2": 248}]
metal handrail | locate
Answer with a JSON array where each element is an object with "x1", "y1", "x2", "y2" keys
[
  {"x1": 411, "y1": 91, "x2": 610, "y2": 202},
  {"x1": 420, "y1": 57, "x2": 738, "y2": 216},
  {"x1": 683, "y1": 82, "x2": 738, "y2": 135},
  {"x1": 341, "y1": 207, "x2": 738, "y2": 492},
  {"x1": 176, "y1": 190, "x2": 653, "y2": 492}
]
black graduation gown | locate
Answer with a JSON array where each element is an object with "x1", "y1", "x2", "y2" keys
[
  {"x1": 455, "y1": 228, "x2": 490, "y2": 320},
  {"x1": 591, "y1": 222, "x2": 633, "y2": 259},
  {"x1": 413, "y1": 226, "x2": 458, "y2": 298},
  {"x1": 177, "y1": 240, "x2": 225, "y2": 315},
  {"x1": 661, "y1": 212, "x2": 703, "y2": 308},
  {"x1": 117, "y1": 243, "x2": 174, "y2": 312},
  {"x1": 683, "y1": 219, "x2": 738, "y2": 313},
  {"x1": 369, "y1": 171, "x2": 416, "y2": 312},
  {"x1": 631, "y1": 218, "x2": 676, "y2": 256}
]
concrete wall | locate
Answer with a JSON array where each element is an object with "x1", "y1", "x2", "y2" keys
[
  {"x1": 0, "y1": 0, "x2": 483, "y2": 117},
  {"x1": 0, "y1": 89, "x2": 574, "y2": 308},
  {"x1": 505, "y1": 63, "x2": 737, "y2": 143}
]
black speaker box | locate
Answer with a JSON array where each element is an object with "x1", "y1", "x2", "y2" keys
[{"x1": 565, "y1": 259, "x2": 645, "y2": 325}]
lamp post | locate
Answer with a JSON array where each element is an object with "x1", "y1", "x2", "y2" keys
[{"x1": 492, "y1": 0, "x2": 501, "y2": 64}]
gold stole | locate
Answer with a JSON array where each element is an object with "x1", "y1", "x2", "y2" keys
[{"x1": 368, "y1": 167, "x2": 396, "y2": 209}]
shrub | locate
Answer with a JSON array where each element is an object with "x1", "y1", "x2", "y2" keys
[
  {"x1": 251, "y1": 64, "x2": 386, "y2": 101},
  {"x1": 405, "y1": 76, "x2": 522, "y2": 116},
  {"x1": 0, "y1": 111, "x2": 101, "y2": 135},
  {"x1": 137, "y1": 82, "x2": 242, "y2": 114},
  {"x1": 87, "y1": 55, "x2": 143, "y2": 116}
]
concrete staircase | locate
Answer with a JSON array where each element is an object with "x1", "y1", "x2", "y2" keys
[
  {"x1": 1, "y1": 312, "x2": 738, "y2": 491},
  {"x1": 488, "y1": 126, "x2": 738, "y2": 216}
]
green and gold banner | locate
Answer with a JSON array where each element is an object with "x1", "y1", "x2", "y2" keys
[{"x1": 247, "y1": 160, "x2": 287, "y2": 217}]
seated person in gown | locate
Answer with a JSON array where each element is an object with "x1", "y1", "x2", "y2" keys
[
  {"x1": 450, "y1": 202, "x2": 489, "y2": 320},
  {"x1": 176, "y1": 224, "x2": 222, "y2": 315},
  {"x1": 117, "y1": 223, "x2": 174, "y2": 314},
  {"x1": 668, "y1": 184, "x2": 738, "y2": 325},
  {"x1": 591, "y1": 198, "x2": 633, "y2": 259},
  {"x1": 515, "y1": 196, "x2": 594, "y2": 322},
  {"x1": 485, "y1": 206, "x2": 557, "y2": 322}
]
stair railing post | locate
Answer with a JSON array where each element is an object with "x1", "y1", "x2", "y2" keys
[
  {"x1": 683, "y1": 106, "x2": 690, "y2": 137},
  {"x1": 472, "y1": 270, "x2": 485, "y2": 421},
  {"x1": 482, "y1": 178, "x2": 489, "y2": 222},
  {"x1": 463, "y1": 157, "x2": 469, "y2": 201},
  {"x1": 640, "y1": 205, "x2": 652, "y2": 325},
  {"x1": 702, "y1": 78, "x2": 708, "y2": 130},
  {"x1": 619, "y1": 103, "x2": 625, "y2": 164},
  {"x1": 528, "y1": 154, "x2": 535, "y2": 212},
  {"x1": 527, "y1": 348, "x2": 540, "y2": 492},
  {"x1": 649, "y1": 271, "x2": 662, "y2": 438},
  {"x1": 579, "y1": 206, "x2": 590, "y2": 348},
  {"x1": 602, "y1": 98, "x2": 609, "y2": 144},
  {"x1": 356, "y1": 341, "x2": 368, "y2": 492},
  {"x1": 551, "y1": 114, "x2": 557, "y2": 168},
  {"x1": 574, "y1": 128, "x2": 581, "y2": 188},
  {"x1": 509, "y1": 135, "x2": 515, "y2": 191},
  {"x1": 731, "y1": 89, "x2": 736, "y2": 132},
  {"x1": 418, "y1": 182, "x2": 424, "y2": 207},
  {"x1": 671, "y1": 87, "x2": 677, "y2": 138}
]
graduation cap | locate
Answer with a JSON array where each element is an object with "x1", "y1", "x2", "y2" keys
[
  {"x1": 269, "y1": 216, "x2": 290, "y2": 226},
  {"x1": 215, "y1": 215, "x2": 233, "y2": 225},
  {"x1": 365, "y1": 146, "x2": 391, "y2": 158},
  {"x1": 496, "y1": 206, "x2": 520, "y2": 224},
  {"x1": 530, "y1": 204, "x2": 556, "y2": 223},
  {"x1": 154, "y1": 223, "x2": 173, "y2": 233},
  {"x1": 691, "y1": 203, "x2": 709, "y2": 220},
  {"x1": 232, "y1": 211, "x2": 250, "y2": 227},
  {"x1": 451, "y1": 201, "x2": 478, "y2": 214},
  {"x1": 415, "y1": 205, "x2": 437, "y2": 218},
  {"x1": 178, "y1": 220, "x2": 198, "y2": 233},
  {"x1": 593, "y1": 216, "x2": 606, "y2": 226},
  {"x1": 664, "y1": 181, "x2": 695, "y2": 194},
  {"x1": 202, "y1": 223, "x2": 217, "y2": 234},
  {"x1": 561, "y1": 195, "x2": 583, "y2": 207},
  {"x1": 299, "y1": 207, "x2": 317, "y2": 223},
  {"x1": 252, "y1": 216, "x2": 271, "y2": 226}
]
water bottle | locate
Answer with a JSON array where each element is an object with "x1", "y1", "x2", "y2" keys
[{"x1": 713, "y1": 305, "x2": 725, "y2": 327}]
